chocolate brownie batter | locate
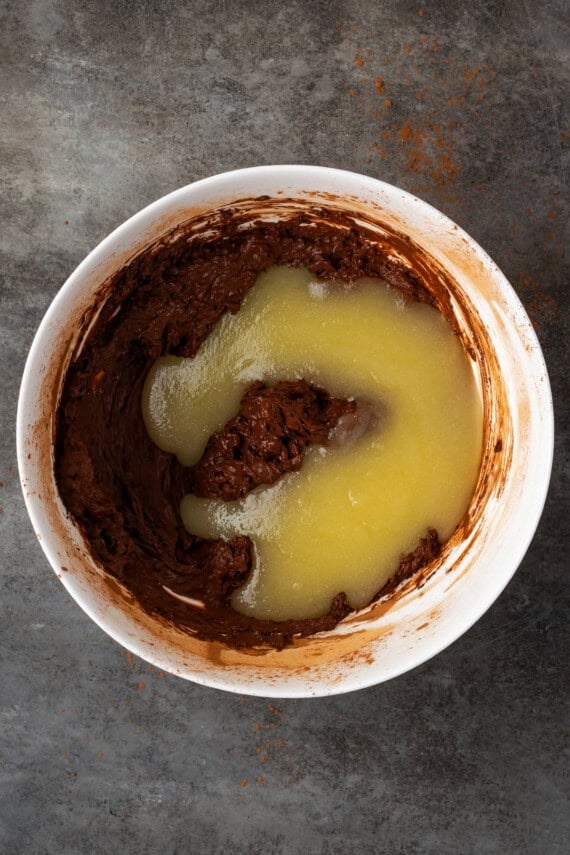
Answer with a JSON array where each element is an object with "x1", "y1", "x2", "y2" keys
[
  {"x1": 55, "y1": 209, "x2": 441, "y2": 650},
  {"x1": 192, "y1": 379, "x2": 357, "y2": 501}
]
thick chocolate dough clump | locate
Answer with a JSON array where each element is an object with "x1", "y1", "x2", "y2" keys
[
  {"x1": 191, "y1": 379, "x2": 357, "y2": 501},
  {"x1": 55, "y1": 212, "x2": 441, "y2": 649}
]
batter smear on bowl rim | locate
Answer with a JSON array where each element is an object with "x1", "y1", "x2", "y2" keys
[{"x1": 55, "y1": 209, "x2": 483, "y2": 649}]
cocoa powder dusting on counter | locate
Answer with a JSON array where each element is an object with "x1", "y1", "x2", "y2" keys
[{"x1": 342, "y1": 22, "x2": 501, "y2": 209}]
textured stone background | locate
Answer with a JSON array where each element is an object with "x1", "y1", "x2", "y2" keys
[{"x1": 1, "y1": 1, "x2": 568, "y2": 853}]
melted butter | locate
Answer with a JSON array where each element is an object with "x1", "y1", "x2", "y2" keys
[{"x1": 143, "y1": 266, "x2": 482, "y2": 621}]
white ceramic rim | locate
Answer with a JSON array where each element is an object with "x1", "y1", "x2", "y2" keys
[{"x1": 17, "y1": 166, "x2": 554, "y2": 696}]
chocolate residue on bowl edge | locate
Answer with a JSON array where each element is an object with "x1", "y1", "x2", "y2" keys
[{"x1": 55, "y1": 208, "x2": 445, "y2": 650}]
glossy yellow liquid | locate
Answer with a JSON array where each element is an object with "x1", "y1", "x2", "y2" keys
[{"x1": 143, "y1": 266, "x2": 482, "y2": 621}]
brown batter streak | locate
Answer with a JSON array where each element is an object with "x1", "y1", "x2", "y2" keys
[{"x1": 191, "y1": 380, "x2": 357, "y2": 500}]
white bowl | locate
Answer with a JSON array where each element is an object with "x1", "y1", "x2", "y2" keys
[{"x1": 17, "y1": 166, "x2": 553, "y2": 697}]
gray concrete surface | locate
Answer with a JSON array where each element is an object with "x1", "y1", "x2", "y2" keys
[{"x1": 1, "y1": 1, "x2": 568, "y2": 852}]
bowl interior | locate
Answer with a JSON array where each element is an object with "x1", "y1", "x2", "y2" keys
[{"x1": 17, "y1": 166, "x2": 553, "y2": 697}]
